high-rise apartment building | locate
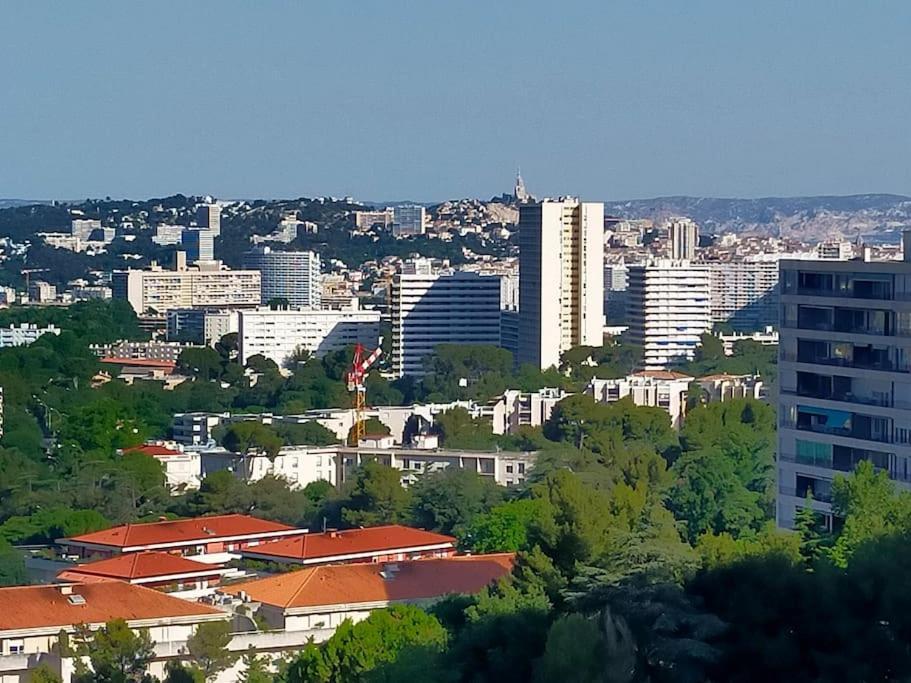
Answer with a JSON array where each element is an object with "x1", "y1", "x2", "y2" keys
[
  {"x1": 604, "y1": 264, "x2": 629, "y2": 325},
  {"x1": 667, "y1": 218, "x2": 698, "y2": 261},
  {"x1": 706, "y1": 259, "x2": 779, "y2": 330},
  {"x1": 777, "y1": 251, "x2": 911, "y2": 528},
  {"x1": 392, "y1": 205, "x2": 426, "y2": 237},
  {"x1": 627, "y1": 260, "x2": 711, "y2": 369},
  {"x1": 391, "y1": 271, "x2": 502, "y2": 377},
  {"x1": 238, "y1": 307, "x2": 381, "y2": 367},
  {"x1": 181, "y1": 228, "x2": 215, "y2": 263},
  {"x1": 196, "y1": 203, "x2": 221, "y2": 237},
  {"x1": 242, "y1": 246, "x2": 321, "y2": 309},
  {"x1": 112, "y1": 259, "x2": 261, "y2": 314},
  {"x1": 517, "y1": 199, "x2": 604, "y2": 370}
]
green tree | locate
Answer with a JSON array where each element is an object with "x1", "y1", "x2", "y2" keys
[
  {"x1": 459, "y1": 499, "x2": 546, "y2": 553},
  {"x1": 177, "y1": 347, "x2": 223, "y2": 381},
  {"x1": 433, "y1": 407, "x2": 498, "y2": 450},
  {"x1": 346, "y1": 417, "x2": 391, "y2": 446},
  {"x1": 533, "y1": 614, "x2": 606, "y2": 683},
  {"x1": 186, "y1": 621, "x2": 237, "y2": 681},
  {"x1": 219, "y1": 422, "x2": 283, "y2": 459},
  {"x1": 341, "y1": 461, "x2": 411, "y2": 527},
  {"x1": 237, "y1": 647, "x2": 271, "y2": 683},
  {"x1": 409, "y1": 468, "x2": 505, "y2": 536},
  {"x1": 694, "y1": 332, "x2": 725, "y2": 363},
  {"x1": 273, "y1": 421, "x2": 339, "y2": 446},
  {"x1": 73, "y1": 618, "x2": 155, "y2": 683},
  {"x1": 28, "y1": 663, "x2": 63, "y2": 683}
]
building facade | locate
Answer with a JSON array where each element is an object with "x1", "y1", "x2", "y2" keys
[
  {"x1": 390, "y1": 271, "x2": 502, "y2": 377},
  {"x1": 587, "y1": 370, "x2": 694, "y2": 429},
  {"x1": 0, "y1": 324, "x2": 61, "y2": 348},
  {"x1": 166, "y1": 308, "x2": 239, "y2": 345},
  {"x1": 112, "y1": 261, "x2": 261, "y2": 314},
  {"x1": 181, "y1": 228, "x2": 215, "y2": 263},
  {"x1": 777, "y1": 255, "x2": 911, "y2": 528},
  {"x1": 626, "y1": 260, "x2": 711, "y2": 369},
  {"x1": 196, "y1": 203, "x2": 221, "y2": 237},
  {"x1": 668, "y1": 217, "x2": 698, "y2": 261},
  {"x1": 706, "y1": 259, "x2": 779, "y2": 330},
  {"x1": 237, "y1": 307, "x2": 381, "y2": 367},
  {"x1": 391, "y1": 205, "x2": 426, "y2": 237},
  {"x1": 242, "y1": 246, "x2": 321, "y2": 308},
  {"x1": 518, "y1": 199, "x2": 604, "y2": 370}
]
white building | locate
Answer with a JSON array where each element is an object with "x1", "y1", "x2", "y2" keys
[
  {"x1": 0, "y1": 323, "x2": 61, "y2": 348},
  {"x1": 181, "y1": 228, "x2": 215, "y2": 263},
  {"x1": 816, "y1": 240, "x2": 854, "y2": 260},
  {"x1": 166, "y1": 308, "x2": 239, "y2": 345},
  {"x1": 587, "y1": 370, "x2": 694, "y2": 429},
  {"x1": 237, "y1": 307, "x2": 381, "y2": 367},
  {"x1": 696, "y1": 373, "x2": 765, "y2": 402},
  {"x1": 112, "y1": 256, "x2": 261, "y2": 314},
  {"x1": 627, "y1": 260, "x2": 711, "y2": 369},
  {"x1": 390, "y1": 271, "x2": 502, "y2": 377},
  {"x1": 354, "y1": 209, "x2": 393, "y2": 232},
  {"x1": 706, "y1": 259, "x2": 779, "y2": 330},
  {"x1": 151, "y1": 224, "x2": 184, "y2": 246},
  {"x1": 196, "y1": 203, "x2": 221, "y2": 237},
  {"x1": 718, "y1": 326, "x2": 779, "y2": 355},
  {"x1": 483, "y1": 388, "x2": 568, "y2": 435},
  {"x1": 242, "y1": 246, "x2": 321, "y2": 308},
  {"x1": 28, "y1": 281, "x2": 56, "y2": 303},
  {"x1": 667, "y1": 217, "x2": 698, "y2": 261},
  {"x1": 392, "y1": 205, "x2": 426, "y2": 237},
  {"x1": 201, "y1": 445, "x2": 339, "y2": 489},
  {"x1": 70, "y1": 218, "x2": 101, "y2": 239},
  {"x1": 518, "y1": 199, "x2": 604, "y2": 370}
]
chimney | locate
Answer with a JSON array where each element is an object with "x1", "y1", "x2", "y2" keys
[{"x1": 59, "y1": 585, "x2": 73, "y2": 596}]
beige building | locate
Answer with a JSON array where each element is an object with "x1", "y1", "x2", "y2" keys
[
  {"x1": 587, "y1": 370, "x2": 694, "y2": 429},
  {"x1": 518, "y1": 199, "x2": 604, "y2": 370},
  {"x1": 112, "y1": 255, "x2": 261, "y2": 314}
]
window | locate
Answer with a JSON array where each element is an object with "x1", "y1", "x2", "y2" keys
[
  {"x1": 8, "y1": 640, "x2": 24, "y2": 654},
  {"x1": 518, "y1": 463, "x2": 526, "y2": 474},
  {"x1": 506, "y1": 464, "x2": 513, "y2": 474}
]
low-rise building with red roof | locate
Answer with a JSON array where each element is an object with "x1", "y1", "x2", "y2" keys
[
  {"x1": 0, "y1": 582, "x2": 227, "y2": 682},
  {"x1": 55, "y1": 551, "x2": 228, "y2": 594},
  {"x1": 122, "y1": 442, "x2": 201, "y2": 491},
  {"x1": 239, "y1": 524, "x2": 456, "y2": 567},
  {"x1": 221, "y1": 553, "x2": 513, "y2": 637},
  {"x1": 58, "y1": 514, "x2": 307, "y2": 559}
]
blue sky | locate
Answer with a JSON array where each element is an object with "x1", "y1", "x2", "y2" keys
[{"x1": 1, "y1": 1, "x2": 909, "y2": 201}]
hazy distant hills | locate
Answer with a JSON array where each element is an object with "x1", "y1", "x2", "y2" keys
[{"x1": 606, "y1": 194, "x2": 911, "y2": 242}]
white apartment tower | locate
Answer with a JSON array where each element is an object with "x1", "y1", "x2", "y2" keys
[
  {"x1": 243, "y1": 246, "x2": 322, "y2": 308},
  {"x1": 391, "y1": 271, "x2": 502, "y2": 377},
  {"x1": 777, "y1": 249, "x2": 911, "y2": 528},
  {"x1": 518, "y1": 199, "x2": 604, "y2": 370},
  {"x1": 706, "y1": 259, "x2": 779, "y2": 330},
  {"x1": 668, "y1": 218, "x2": 698, "y2": 261},
  {"x1": 627, "y1": 260, "x2": 711, "y2": 369},
  {"x1": 196, "y1": 203, "x2": 221, "y2": 237}
]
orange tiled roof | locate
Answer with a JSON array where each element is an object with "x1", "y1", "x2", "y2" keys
[
  {"x1": 56, "y1": 552, "x2": 221, "y2": 582},
  {"x1": 698, "y1": 373, "x2": 749, "y2": 381},
  {"x1": 61, "y1": 514, "x2": 301, "y2": 550},
  {"x1": 630, "y1": 370, "x2": 694, "y2": 381},
  {"x1": 242, "y1": 525, "x2": 455, "y2": 563},
  {"x1": 100, "y1": 357, "x2": 176, "y2": 369},
  {"x1": 0, "y1": 582, "x2": 223, "y2": 632},
  {"x1": 125, "y1": 444, "x2": 184, "y2": 458},
  {"x1": 223, "y1": 553, "x2": 514, "y2": 609}
]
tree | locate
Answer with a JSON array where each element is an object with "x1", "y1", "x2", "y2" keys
[
  {"x1": 459, "y1": 499, "x2": 546, "y2": 553},
  {"x1": 0, "y1": 537, "x2": 27, "y2": 585},
  {"x1": 432, "y1": 408, "x2": 498, "y2": 450},
  {"x1": 341, "y1": 461, "x2": 411, "y2": 527},
  {"x1": 533, "y1": 614, "x2": 605, "y2": 683},
  {"x1": 73, "y1": 618, "x2": 155, "y2": 683},
  {"x1": 177, "y1": 347, "x2": 223, "y2": 381},
  {"x1": 219, "y1": 422, "x2": 283, "y2": 460},
  {"x1": 162, "y1": 662, "x2": 202, "y2": 683},
  {"x1": 346, "y1": 417, "x2": 391, "y2": 446},
  {"x1": 793, "y1": 497, "x2": 828, "y2": 565},
  {"x1": 273, "y1": 421, "x2": 338, "y2": 447},
  {"x1": 694, "y1": 333, "x2": 725, "y2": 363},
  {"x1": 285, "y1": 605, "x2": 448, "y2": 682},
  {"x1": 238, "y1": 647, "x2": 271, "y2": 683},
  {"x1": 29, "y1": 664, "x2": 63, "y2": 683},
  {"x1": 186, "y1": 621, "x2": 237, "y2": 681},
  {"x1": 409, "y1": 468, "x2": 505, "y2": 536}
]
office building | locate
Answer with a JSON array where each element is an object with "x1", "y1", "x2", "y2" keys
[
  {"x1": 518, "y1": 199, "x2": 604, "y2": 370},
  {"x1": 242, "y1": 246, "x2": 321, "y2": 308},
  {"x1": 238, "y1": 307, "x2": 381, "y2": 367},
  {"x1": 706, "y1": 259, "x2": 779, "y2": 330},
  {"x1": 112, "y1": 257, "x2": 261, "y2": 314},
  {"x1": 777, "y1": 250, "x2": 911, "y2": 529},
  {"x1": 392, "y1": 205, "x2": 426, "y2": 237},
  {"x1": 70, "y1": 218, "x2": 101, "y2": 239},
  {"x1": 627, "y1": 260, "x2": 711, "y2": 369},
  {"x1": 181, "y1": 228, "x2": 215, "y2": 263},
  {"x1": 391, "y1": 271, "x2": 502, "y2": 377},
  {"x1": 195, "y1": 203, "x2": 221, "y2": 237},
  {"x1": 166, "y1": 308, "x2": 239, "y2": 345},
  {"x1": 667, "y1": 217, "x2": 698, "y2": 260}
]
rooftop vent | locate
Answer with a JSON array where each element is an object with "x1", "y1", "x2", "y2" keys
[
  {"x1": 380, "y1": 563, "x2": 400, "y2": 581},
  {"x1": 59, "y1": 585, "x2": 73, "y2": 596},
  {"x1": 67, "y1": 594, "x2": 86, "y2": 606}
]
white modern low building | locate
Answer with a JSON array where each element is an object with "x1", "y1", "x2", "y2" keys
[
  {"x1": 0, "y1": 324, "x2": 61, "y2": 348},
  {"x1": 587, "y1": 370, "x2": 694, "y2": 429},
  {"x1": 482, "y1": 388, "x2": 568, "y2": 435},
  {"x1": 237, "y1": 306, "x2": 381, "y2": 367},
  {"x1": 627, "y1": 260, "x2": 711, "y2": 369}
]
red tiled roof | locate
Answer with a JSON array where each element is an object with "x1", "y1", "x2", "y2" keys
[
  {"x1": 223, "y1": 554, "x2": 514, "y2": 609},
  {"x1": 630, "y1": 370, "x2": 694, "y2": 381},
  {"x1": 0, "y1": 582, "x2": 224, "y2": 632},
  {"x1": 124, "y1": 444, "x2": 184, "y2": 458},
  {"x1": 56, "y1": 552, "x2": 221, "y2": 582},
  {"x1": 242, "y1": 525, "x2": 455, "y2": 564},
  {"x1": 100, "y1": 357, "x2": 176, "y2": 369},
  {"x1": 61, "y1": 514, "x2": 302, "y2": 551}
]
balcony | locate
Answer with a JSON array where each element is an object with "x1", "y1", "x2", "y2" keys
[
  {"x1": 779, "y1": 484, "x2": 833, "y2": 503},
  {"x1": 781, "y1": 350, "x2": 911, "y2": 374}
]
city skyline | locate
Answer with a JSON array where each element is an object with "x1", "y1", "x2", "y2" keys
[{"x1": 3, "y1": 2, "x2": 911, "y2": 201}]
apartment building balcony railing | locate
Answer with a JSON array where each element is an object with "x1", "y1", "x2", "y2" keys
[
  {"x1": 790, "y1": 284, "x2": 893, "y2": 301},
  {"x1": 780, "y1": 350, "x2": 911, "y2": 374},
  {"x1": 778, "y1": 484, "x2": 833, "y2": 503}
]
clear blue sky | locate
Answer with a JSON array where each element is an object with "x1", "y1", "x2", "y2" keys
[{"x1": 2, "y1": 1, "x2": 910, "y2": 202}]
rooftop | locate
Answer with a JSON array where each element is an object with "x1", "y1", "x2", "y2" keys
[
  {"x1": 100, "y1": 357, "x2": 177, "y2": 369},
  {"x1": 0, "y1": 582, "x2": 223, "y2": 633},
  {"x1": 61, "y1": 514, "x2": 302, "y2": 550},
  {"x1": 124, "y1": 444, "x2": 184, "y2": 458},
  {"x1": 242, "y1": 524, "x2": 455, "y2": 564},
  {"x1": 629, "y1": 370, "x2": 694, "y2": 381},
  {"x1": 222, "y1": 553, "x2": 514, "y2": 609},
  {"x1": 56, "y1": 551, "x2": 221, "y2": 583}
]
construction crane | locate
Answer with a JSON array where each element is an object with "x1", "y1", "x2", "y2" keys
[{"x1": 346, "y1": 342, "x2": 383, "y2": 444}]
